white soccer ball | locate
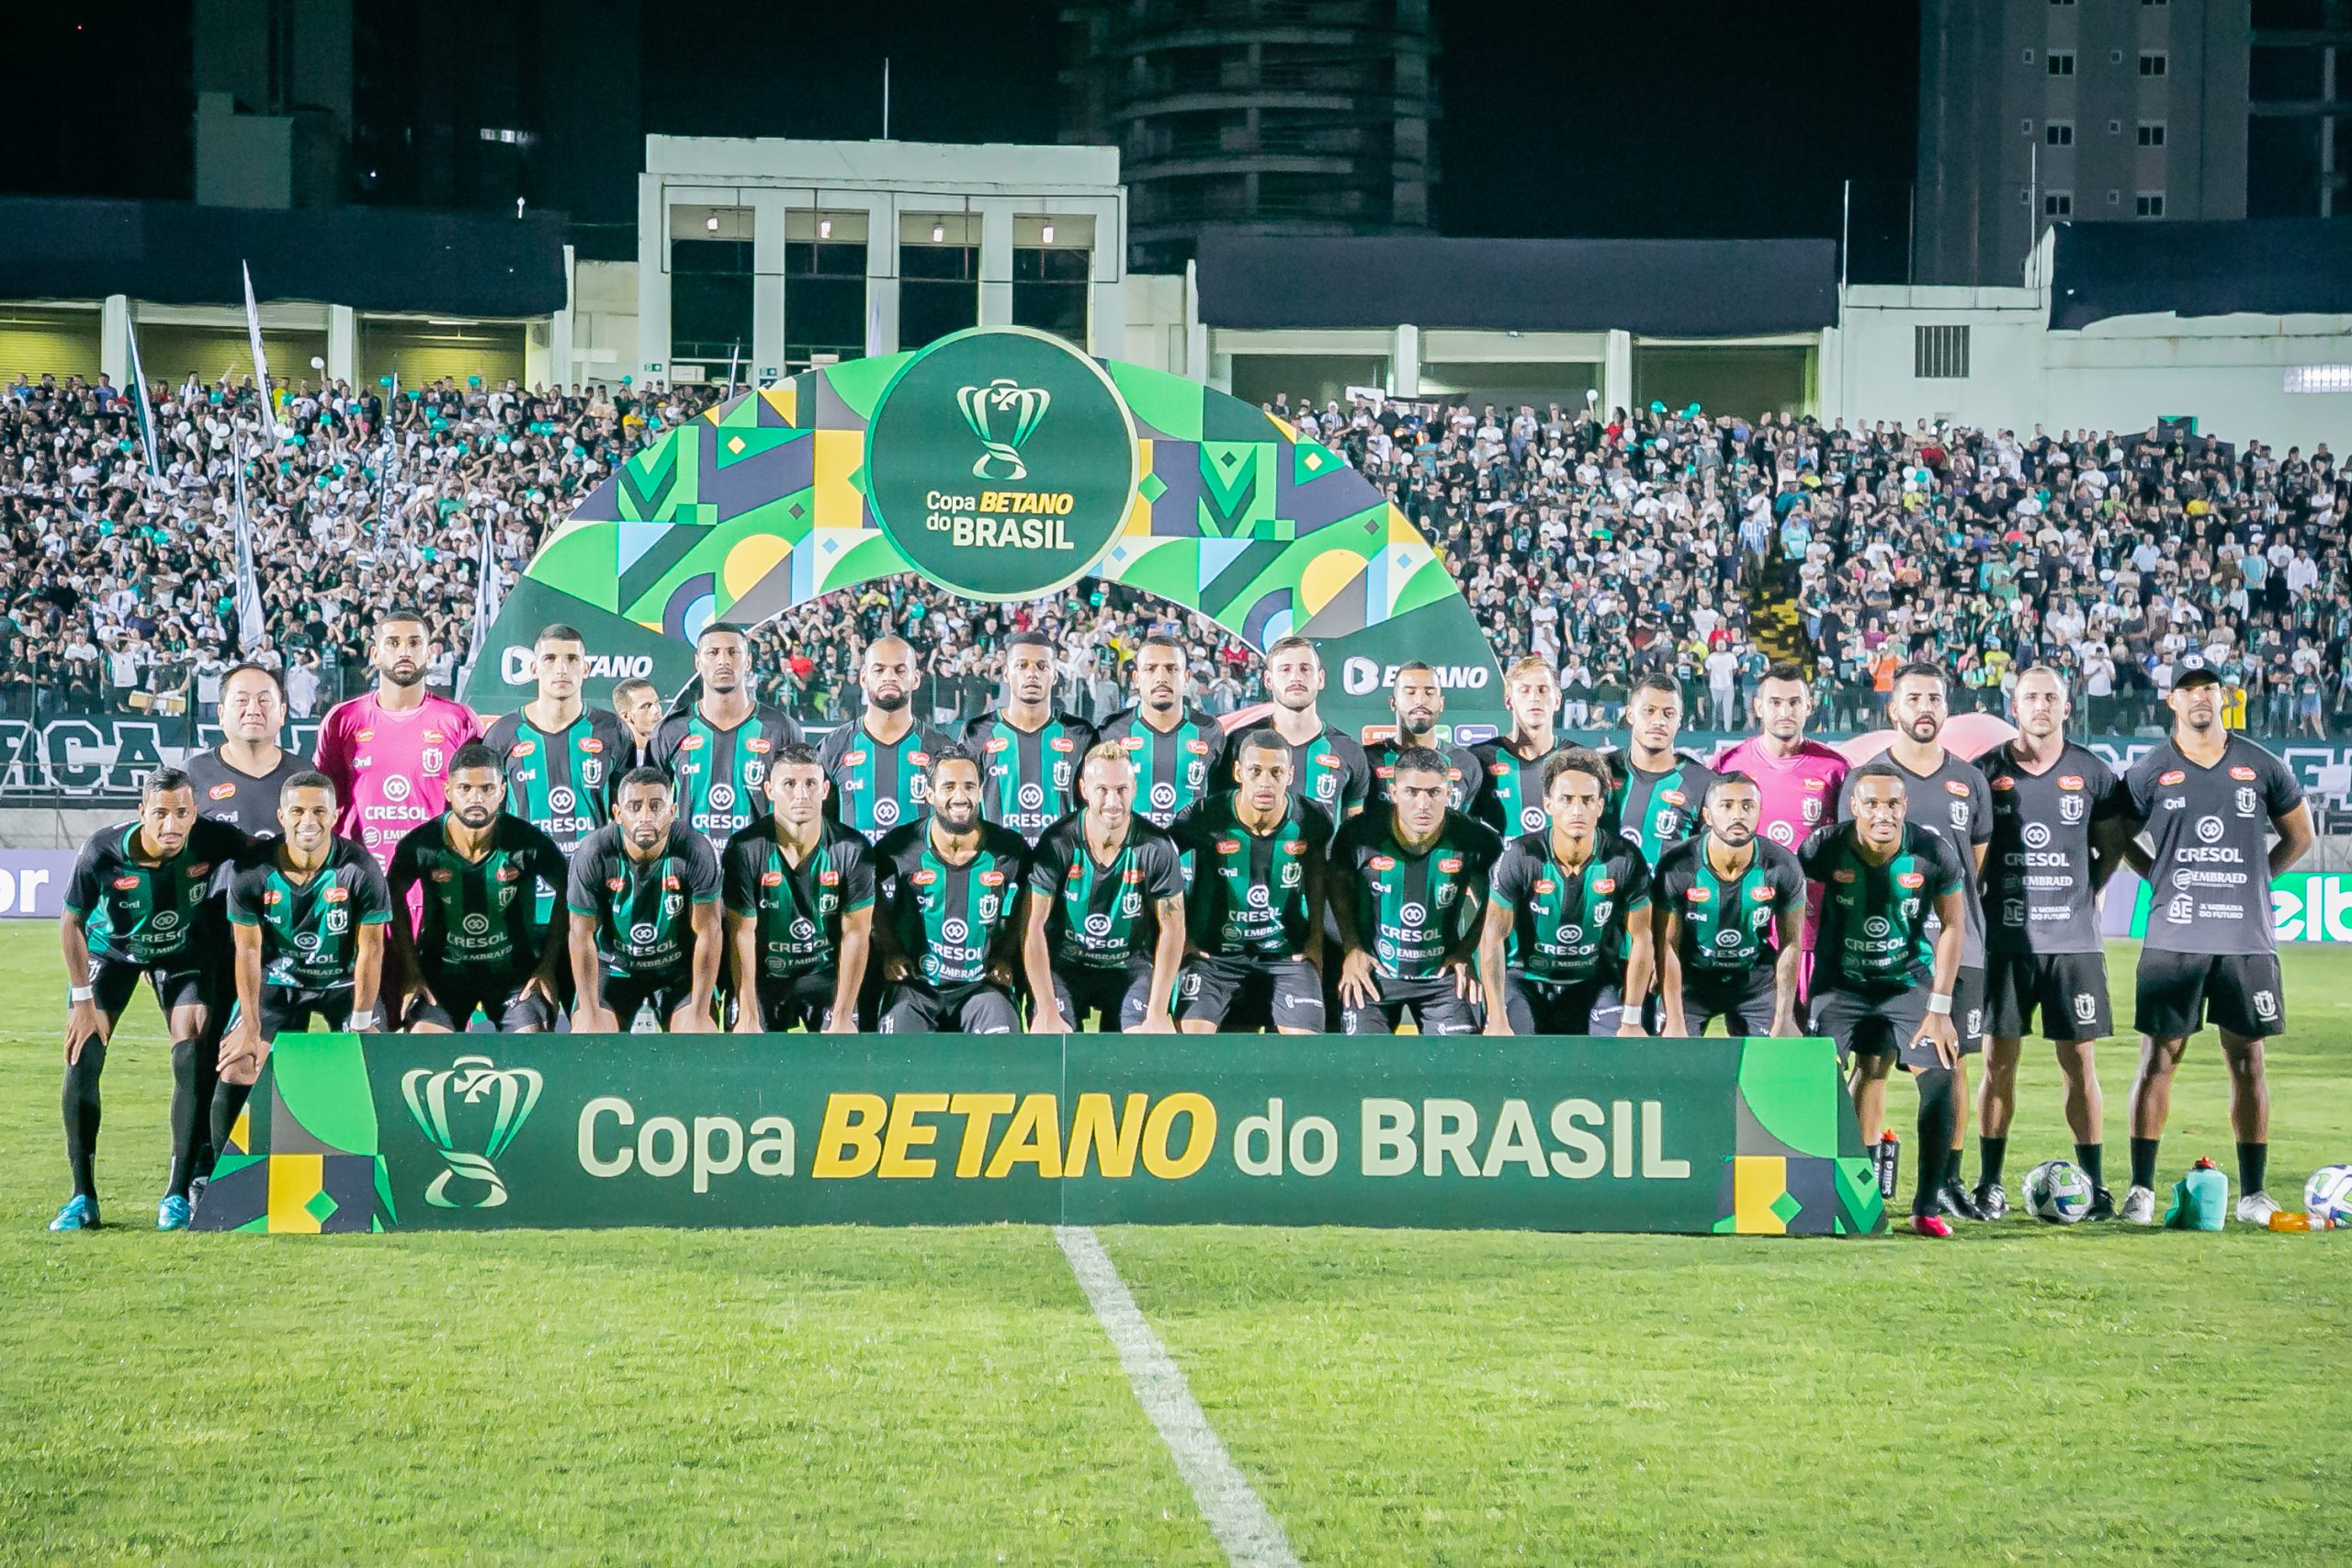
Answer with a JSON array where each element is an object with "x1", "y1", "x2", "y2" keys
[
  {"x1": 2023, "y1": 1159, "x2": 2094, "y2": 1224},
  {"x1": 2304, "y1": 1165, "x2": 2352, "y2": 1227}
]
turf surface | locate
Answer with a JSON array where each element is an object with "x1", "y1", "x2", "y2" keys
[{"x1": 1, "y1": 926, "x2": 2345, "y2": 1564}]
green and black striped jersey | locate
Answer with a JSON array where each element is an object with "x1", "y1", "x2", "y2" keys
[
  {"x1": 1170, "y1": 793, "x2": 1334, "y2": 961},
  {"x1": 223, "y1": 835, "x2": 393, "y2": 991},
  {"x1": 1799, "y1": 822, "x2": 1966, "y2": 993},
  {"x1": 564, "y1": 822, "x2": 722, "y2": 981},
  {"x1": 962, "y1": 709, "x2": 1095, "y2": 843},
  {"x1": 1487, "y1": 832, "x2": 1653, "y2": 986},
  {"x1": 481, "y1": 706, "x2": 631, "y2": 853},
  {"x1": 65, "y1": 817, "x2": 248, "y2": 966},
  {"x1": 388, "y1": 813, "x2": 569, "y2": 981},
  {"x1": 1366, "y1": 739, "x2": 1482, "y2": 814},
  {"x1": 1652, "y1": 836, "x2": 1804, "y2": 979},
  {"x1": 817, "y1": 716, "x2": 952, "y2": 842},
  {"x1": 1025, "y1": 815, "x2": 1186, "y2": 970},
  {"x1": 650, "y1": 702, "x2": 803, "y2": 849},
  {"x1": 1604, "y1": 753, "x2": 1718, "y2": 864},
  {"x1": 873, "y1": 819, "x2": 1031, "y2": 991},
  {"x1": 720, "y1": 818, "x2": 877, "y2": 980},
  {"x1": 1091, "y1": 705, "x2": 1227, "y2": 828},
  {"x1": 1330, "y1": 809, "x2": 1503, "y2": 980},
  {"x1": 1471, "y1": 737, "x2": 1565, "y2": 840}
]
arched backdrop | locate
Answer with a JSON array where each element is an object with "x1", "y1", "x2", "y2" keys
[{"x1": 463, "y1": 327, "x2": 1505, "y2": 737}]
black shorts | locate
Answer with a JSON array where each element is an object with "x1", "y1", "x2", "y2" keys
[
  {"x1": 1679, "y1": 968, "x2": 1782, "y2": 1036},
  {"x1": 879, "y1": 982, "x2": 1021, "y2": 1034},
  {"x1": 408, "y1": 971, "x2": 555, "y2": 1032},
  {"x1": 1951, "y1": 964, "x2": 1987, "y2": 1055},
  {"x1": 235, "y1": 986, "x2": 356, "y2": 1041},
  {"x1": 599, "y1": 970, "x2": 703, "y2": 1031},
  {"x1": 1050, "y1": 962, "x2": 1158, "y2": 1032},
  {"x1": 1340, "y1": 971, "x2": 1480, "y2": 1036},
  {"x1": 2134, "y1": 949, "x2": 2287, "y2": 1041},
  {"x1": 1176, "y1": 954, "x2": 1325, "y2": 1032},
  {"x1": 1504, "y1": 973, "x2": 1628, "y2": 1036},
  {"x1": 1810, "y1": 986, "x2": 1941, "y2": 1071},
  {"x1": 752, "y1": 970, "x2": 844, "y2": 1032},
  {"x1": 1986, "y1": 950, "x2": 2110, "y2": 1042},
  {"x1": 86, "y1": 954, "x2": 209, "y2": 1018}
]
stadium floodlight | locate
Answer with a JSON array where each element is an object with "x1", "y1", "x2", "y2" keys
[
  {"x1": 705, "y1": 215, "x2": 719, "y2": 232},
  {"x1": 2284, "y1": 366, "x2": 2352, "y2": 395},
  {"x1": 819, "y1": 219, "x2": 832, "y2": 239},
  {"x1": 1042, "y1": 223, "x2": 1056, "y2": 244},
  {"x1": 932, "y1": 223, "x2": 946, "y2": 242}
]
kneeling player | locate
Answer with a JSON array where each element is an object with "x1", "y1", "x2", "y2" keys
[
  {"x1": 1171, "y1": 730, "x2": 1332, "y2": 1033},
  {"x1": 872, "y1": 746, "x2": 1029, "y2": 1033},
  {"x1": 1024, "y1": 744, "x2": 1187, "y2": 1032},
  {"x1": 1477, "y1": 750, "x2": 1654, "y2": 1036},
  {"x1": 722, "y1": 742, "x2": 874, "y2": 1032},
  {"x1": 1802, "y1": 761, "x2": 1969, "y2": 1236},
  {"x1": 387, "y1": 744, "x2": 570, "y2": 1032},
  {"x1": 1654, "y1": 773, "x2": 1804, "y2": 1037},
  {"x1": 566, "y1": 769, "x2": 723, "y2": 1032},
  {"x1": 1331, "y1": 745, "x2": 1501, "y2": 1033}
]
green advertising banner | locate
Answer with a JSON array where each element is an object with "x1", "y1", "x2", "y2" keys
[{"x1": 193, "y1": 1033, "x2": 1883, "y2": 1237}]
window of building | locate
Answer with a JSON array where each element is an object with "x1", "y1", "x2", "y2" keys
[
  {"x1": 1011, "y1": 248, "x2": 1090, "y2": 341},
  {"x1": 669, "y1": 234, "x2": 753, "y2": 369},
  {"x1": 2044, "y1": 191, "x2": 2074, "y2": 217},
  {"x1": 783, "y1": 216, "x2": 867, "y2": 374},
  {"x1": 2048, "y1": 51, "x2": 2075, "y2": 76},
  {"x1": 2140, "y1": 52, "x2": 2168, "y2": 76},
  {"x1": 2143, "y1": 0, "x2": 2168, "y2": 7},
  {"x1": 1916, "y1": 325, "x2": 1972, "y2": 379},
  {"x1": 2109, "y1": 188, "x2": 2122, "y2": 204},
  {"x1": 2284, "y1": 366, "x2": 2352, "y2": 395},
  {"x1": 2136, "y1": 191, "x2": 2166, "y2": 217},
  {"x1": 2047, "y1": 121, "x2": 2075, "y2": 146},
  {"x1": 2138, "y1": 121, "x2": 2167, "y2": 146}
]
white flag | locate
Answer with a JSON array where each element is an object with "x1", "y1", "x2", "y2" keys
[
  {"x1": 242, "y1": 260, "x2": 272, "y2": 420},
  {"x1": 124, "y1": 316, "x2": 162, "y2": 479},
  {"x1": 469, "y1": 517, "x2": 503, "y2": 665},
  {"x1": 232, "y1": 454, "x2": 266, "y2": 652}
]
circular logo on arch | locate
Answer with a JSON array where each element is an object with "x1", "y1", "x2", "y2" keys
[{"x1": 865, "y1": 327, "x2": 1138, "y2": 602}]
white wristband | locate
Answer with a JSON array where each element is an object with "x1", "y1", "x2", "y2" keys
[
  {"x1": 347, "y1": 1009, "x2": 378, "y2": 1032},
  {"x1": 68, "y1": 985, "x2": 94, "y2": 1003},
  {"x1": 1926, "y1": 992, "x2": 1953, "y2": 1016}
]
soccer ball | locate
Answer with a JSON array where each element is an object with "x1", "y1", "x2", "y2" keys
[
  {"x1": 2305, "y1": 1165, "x2": 2352, "y2": 1227},
  {"x1": 2024, "y1": 1159, "x2": 2094, "y2": 1224}
]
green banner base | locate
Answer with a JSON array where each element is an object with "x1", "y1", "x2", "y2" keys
[{"x1": 193, "y1": 1033, "x2": 1883, "y2": 1236}]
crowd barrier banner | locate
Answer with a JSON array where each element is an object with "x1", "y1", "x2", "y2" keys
[
  {"x1": 2100, "y1": 869, "x2": 2352, "y2": 943},
  {"x1": 0, "y1": 716, "x2": 323, "y2": 800},
  {"x1": 0, "y1": 851, "x2": 75, "y2": 917},
  {"x1": 191, "y1": 1032, "x2": 1883, "y2": 1237}
]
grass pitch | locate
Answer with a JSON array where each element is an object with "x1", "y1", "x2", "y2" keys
[{"x1": 0, "y1": 926, "x2": 2345, "y2": 1565}]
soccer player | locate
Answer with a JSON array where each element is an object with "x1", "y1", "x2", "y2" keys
[
  {"x1": 2116, "y1": 666, "x2": 2312, "y2": 1225},
  {"x1": 1023, "y1": 743, "x2": 1188, "y2": 1032},
  {"x1": 215, "y1": 773, "x2": 393, "y2": 1152},
  {"x1": 964, "y1": 630, "x2": 1094, "y2": 843},
  {"x1": 1477, "y1": 748, "x2": 1653, "y2": 1035},
  {"x1": 312, "y1": 606, "x2": 481, "y2": 870},
  {"x1": 650, "y1": 622, "x2": 802, "y2": 850},
  {"x1": 1246, "y1": 636, "x2": 1370, "y2": 820},
  {"x1": 1841, "y1": 662, "x2": 1993, "y2": 1221},
  {"x1": 1171, "y1": 729, "x2": 1332, "y2": 1034},
  {"x1": 817, "y1": 637, "x2": 951, "y2": 842},
  {"x1": 1472, "y1": 656, "x2": 1564, "y2": 839},
  {"x1": 871, "y1": 747, "x2": 1029, "y2": 1032},
  {"x1": 566, "y1": 768, "x2": 723, "y2": 1033},
  {"x1": 1714, "y1": 660, "x2": 1848, "y2": 853},
  {"x1": 1367, "y1": 662, "x2": 1479, "y2": 812},
  {"x1": 480, "y1": 624, "x2": 634, "y2": 861},
  {"x1": 1091, "y1": 634, "x2": 1226, "y2": 829},
  {"x1": 1330, "y1": 743, "x2": 1501, "y2": 1034},
  {"x1": 1975, "y1": 665, "x2": 2134, "y2": 1221},
  {"x1": 1653, "y1": 773, "x2": 1805, "y2": 1038},
  {"x1": 184, "y1": 663, "x2": 307, "y2": 836},
  {"x1": 610, "y1": 676, "x2": 663, "y2": 769},
  {"x1": 1801, "y1": 761, "x2": 1969, "y2": 1237},
  {"x1": 1607, "y1": 672, "x2": 1717, "y2": 863},
  {"x1": 53, "y1": 768, "x2": 249, "y2": 1231},
  {"x1": 385, "y1": 744, "x2": 571, "y2": 1032},
  {"x1": 722, "y1": 741, "x2": 875, "y2": 1033}
]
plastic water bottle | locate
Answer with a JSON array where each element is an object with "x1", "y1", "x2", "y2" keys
[
  {"x1": 1873, "y1": 1130, "x2": 1900, "y2": 1201},
  {"x1": 2267, "y1": 1211, "x2": 2338, "y2": 1232}
]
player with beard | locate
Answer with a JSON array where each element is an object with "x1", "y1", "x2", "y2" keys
[
  {"x1": 1714, "y1": 661, "x2": 1849, "y2": 856},
  {"x1": 651, "y1": 623, "x2": 802, "y2": 851},
  {"x1": 1172, "y1": 730, "x2": 1332, "y2": 1033},
  {"x1": 1472, "y1": 657, "x2": 1565, "y2": 840},
  {"x1": 2116, "y1": 667, "x2": 2312, "y2": 1225},
  {"x1": 184, "y1": 663, "x2": 307, "y2": 836},
  {"x1": 1478, "y1": 749, "x2": 1654, "y2": 1036},
  {"x1": 1654, "y1": 773, "x2": 1805, "y2": 1038},
  {"x1": 1241, "y1": 636, "x2": 1370, "y2": 821},
  {"x1": 1367, "y1": 662, "x2": 1479, "y2": 812},
  {"x1": 481, "y1": 624, "x2": 633, "y2": 870},
  {"x1": 1331, "y1": 746, "x2": 1501, "y2": 1034},
  {"x1": 723, "y1": 742, "x2": 875, "y2": 1033},
  {"x1": 1091, "y1": 635, "x2": 1226, "y2": 829},
  {"x1": 964, "y1": 631, "x2": 1094, "y2": 844},
  {"x1": 1606, "y1": 672, "x2": 1717, "y2": 863},
  {"x1": 566, "y1": 769, "x2": 723, "y2": 1033},
  {"x1": 872, "y1": 747, "x2": 1031, "y2": 1033},
  {"x1": 386, "y1": 744, "x2": 571, "y2": 1033},
  {"x1": 312, "y1": 607, "x2": 481, "y2": 872},
  {"x1": 819, "y1": 637, "x2": 952, "y2": 843},
  {"x1": 1023, "y1": 744, "x2": 1188, "y2": 1033}
]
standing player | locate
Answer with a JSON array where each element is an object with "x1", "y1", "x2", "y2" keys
[
  {"x1": 52, "y1": 769, "x2": 249, "y2": 1231},
  {"x1": 2117, "y1": 667, "x2": 2312, "y2": 1224},
  {"x1": 1607, "y1": 672, "x2": 1717, "y2": 863},
  {"x1": 1714, "y1": 660, "x2": 1848, "y2": 855},
  {"x1": 818, "y1": 637, "x2": 951, "y2": 842},
  {"x1": 1653, "y1": 773, "x2": 1805, "y2": 1038},
  {"x1": 480, "y1": 624, "x2": 633, "y2": 863},
  {"x1": 964, "y1": 630, "x2": 1093, "y2": 843},
  {"x1": 1801, "y1": 762, "x2": 1968, "y2": 1237},
  {"x1": 312, "y1": 606, "x2": 481, "y2": 870},
  {"x1": 610, "y1": 676, "x2": 664, "y2": 770},
  {"x1": 1330, "y1": 746, "x2": 1501, "y2": 1034},
  {"x1": 1842, "y1": 662, "x2": 1993, "y2": 1222},
  {"x1": 872, "y1": 747, "x2": 1031, "y2": 1032},
  {"x1": 566, "y1": 768, "x2": 723, "y2": 1033},
  {"x1": 1367, "y1": 662, "x2": 1480, "y2": 812},
  {"x1": 183, "y1": 663, "x2": 307, "y2": 836},
  {"x1": 1472, "y1": 657, "x2": 1565, "y2": 840},
  {"x1": 1477, "y1": 749, "x2": 1654, "y2": 1035},
  {"x1": 722, "y1": 742, "x2": 875, "y2": 1033},
  {"x1": 650, "y1": 622, "x2": 802, "y2": 851},
  {"x1": 1023, "y1": 744, "x2": 1188, "y2": 1032},
  {"x1": 1248, "y1": 636, "x2": 1371, "y2": 821},
  {"x1": 1172, "y1": 730, "x2": 1332, "y2": 1034},
  {"x1": 1975, "y1": 666, "x2": 2133, "y2": 1221},
  {"x1": 1091, "y1": 635, "x2": 1226, "y2": 829},
  {"x1": 385, "y1": 744, "x2": 571, "y2": 1033}
]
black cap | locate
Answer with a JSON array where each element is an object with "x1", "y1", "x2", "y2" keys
[{"x1": 2175, "y1": 666, "x2": 2223, "y2": 689}]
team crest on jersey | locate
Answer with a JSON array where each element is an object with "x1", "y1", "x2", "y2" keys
[
  {"x1": 508, "y1": 741, "x2": 537, "y2": 760},
  {"x1": 743, "y1": 761, "x2": 765, "y2": 788},
  {"x1": 582, "y1": 758, "x2": 604, "y2": 787},
  {"x1": 1897, "y1": 872, "x2": 1925, "y2": 889},
  {"x1": 423, "y1": 748, "x2": 446, "y2": 775},
  {"x1": 2159, "y1": 769, "x2": 2186, "y2": 785},
  {"x1": 2059, "y1": 792, "x2": 2086, "y2": 823},
  {"x1": 208, "y1": 781, "x2": 237, "y2": 800},
  {"x1": 1802, "y1": 797, "x2": 1823, "y2": 823},
  {"x1": 2230, "y1": 765, "x2": 2258, "y2": 782},
  {"x1": 1949, "y1": 801, "x2": 1970, "y2": 829},
  {"x1": 2237, "y1": 787, "x2": 2259, "y2": 817},
  {"x1": 1656, "y1": 810, "x2": 1683, "y2": 837},
  {"x1": 1944, "y1": 780, "x2": 1970, "y2": 796},
  {"x1": 1592, "y1": 900, "x2": 1613, "y2": 923},
  {"x1": 1436, "y1": 883, "x2": 1458, "y2": 908},
  {"x1": 1280, "y1": 860, "x2": 1302, "y2": 888},
  {"x1": 976, "y1": 893, "x2": 1001, "y2": 924}
]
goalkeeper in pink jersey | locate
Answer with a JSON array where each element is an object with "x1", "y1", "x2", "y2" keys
[
  {"x1": 1713, "y1": 661, "x2": 1848, "y2": 980},
  {"x1": 312, "y1": 607, "x2": 482, "y2": 872}
]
